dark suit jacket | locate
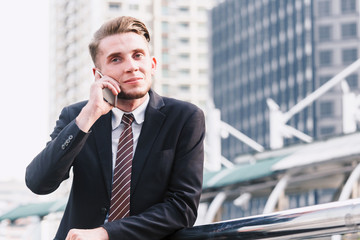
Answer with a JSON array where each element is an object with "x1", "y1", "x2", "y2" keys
[{"x1": 25, "y1": 90, "x2": 205, "y2": 240}]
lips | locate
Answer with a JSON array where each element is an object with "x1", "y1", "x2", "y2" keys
[{"x1": 124, "y1": 77, "x2": 143, "y2": 84}]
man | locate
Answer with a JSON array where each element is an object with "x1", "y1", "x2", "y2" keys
[{"x1": 25, "y1": 16, "x2": 205, "y2": 240}]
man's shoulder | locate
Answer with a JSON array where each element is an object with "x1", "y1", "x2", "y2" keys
[
  {"x1": 67, "y1": 100, "x2": 88, "y2": 108},
  {"x1": 149, "y1": 89, "x2": 202, "y2": 113},
  {"x1": 162, "y1": 96, "x2": 198, "y2": 110},
  {"x1": 160, "y1": 96, "x2": 204, "y2": 119},
  {"x1": 62, "y1": 100, "x2": 88, "y2": 116}
]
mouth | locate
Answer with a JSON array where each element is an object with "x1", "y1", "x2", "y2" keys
[{"x1": 124, "y1": 77, "x2": 143, "y2": 84}]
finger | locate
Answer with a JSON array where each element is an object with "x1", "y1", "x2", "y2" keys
[
  {"x1": 94, "y1": 72, "x2": 120, "y2": 92},
  {"x1": 102, "y1": 80, "x2": 121, "y2": 96}
]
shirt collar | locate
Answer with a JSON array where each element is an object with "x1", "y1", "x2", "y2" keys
[{"x1": 111, "y1": 93, "x2": 150, "y2": 130}]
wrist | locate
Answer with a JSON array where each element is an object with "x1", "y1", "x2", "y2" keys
[{"x1": 75, "y1": 103, "x2": 103, "y2": 132}]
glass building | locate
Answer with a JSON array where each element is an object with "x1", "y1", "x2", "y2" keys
[
  {"x1": 211, "y1": 0, "x2": 315, "y2": 160},
  {"x1": 313, "y1": 0, "x2": 360, "y2": 138}
]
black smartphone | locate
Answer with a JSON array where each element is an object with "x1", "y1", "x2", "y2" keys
[{"x1": 96, "y1": 70, "x2": 117, "y2": 106}]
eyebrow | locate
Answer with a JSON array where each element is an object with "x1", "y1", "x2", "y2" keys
[
  {"x1": 107, "y1": 48, "x2": 146, "y2": 57},
  {"x1": 106, "y1": 52, "x2": 122, "y2": 61},
  {"x1": 106, "y1": 48, "x2": 147, "y2": 62}
]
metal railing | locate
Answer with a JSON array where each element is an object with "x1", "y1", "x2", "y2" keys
[{"x1": 170, "y1": 199, "x2": 360, "y2": 239}]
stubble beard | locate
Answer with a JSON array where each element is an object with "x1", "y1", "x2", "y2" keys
[{"x1": 117, "y1": 85, "x2": 150, "y2": 100}]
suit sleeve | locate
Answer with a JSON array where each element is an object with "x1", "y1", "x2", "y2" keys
[
  {"x1": 102, "y1": 107, "x2": 205, "y2": 240},
  {"x1": 25, "y1": 105, "x2": 90, "y2": 195}
]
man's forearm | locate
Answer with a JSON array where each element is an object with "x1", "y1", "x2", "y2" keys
[{"x1": 25, "y1": 119, "x2": 89, "y2": 194}]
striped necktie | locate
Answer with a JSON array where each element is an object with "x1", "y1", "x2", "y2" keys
[{"x1": 108, "y1": 113, "x2": 134, "y2": 221}]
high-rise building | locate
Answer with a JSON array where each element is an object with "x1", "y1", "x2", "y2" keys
[
  {"x1": 211, "y1": 0, "x2": 316, "y2": 160},
  {"x1": 313, "y1": 0, "x2": 360, "y2": 138},
  {"x1": 50, "y1": 0, "x2": 215, "y2": 126},
  {"x1": 210, "y1": 0, "x2": 359, "y2": 161}
]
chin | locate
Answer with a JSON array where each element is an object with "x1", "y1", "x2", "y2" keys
[{"x1": 118, "y1": 88, "x2": 149, "y2": 100}]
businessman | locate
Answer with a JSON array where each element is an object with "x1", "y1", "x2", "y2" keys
[{"x1": 25, "y1": 16, "x2": 205, "y2": 240}]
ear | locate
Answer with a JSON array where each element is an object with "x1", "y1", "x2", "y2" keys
[
  {"x1": 92, "y1": 67, "x2": 102, "y2": 81},
  {"x1": 151, "y1": 56, "x2": 157, "y2": 75}
]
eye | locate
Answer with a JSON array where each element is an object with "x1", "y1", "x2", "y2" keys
[
  {"x1": 134, "y1": 52, "x2": 144, "y2": 59},
  {"x1": 111, "y1": 57, "x2": 122, "y2": 62}
]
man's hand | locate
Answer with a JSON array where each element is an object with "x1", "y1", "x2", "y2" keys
[
  {"x1": 76, "y1": 71, "x2": 121, "y2": 132},
  {"x1": 65, "y1": 227, "x2": 109, "y2": 240}
]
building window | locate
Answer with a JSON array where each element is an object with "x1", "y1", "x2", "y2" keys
[
  {"x1": 320, "y1": 126, "x2": 335, "y2": 135},
  {"x1": 178, "y1": 6, "x2": 190, "y2": 13},
  {"x1": 162, "y1": 84, "x2": 169, "y2": 94},
  {"x1": 179, "y1": 22, "x2": 189, "y2": 29},
  {"x1": 319, "y1": 75, "x2": 332, "y2": 85},
  {"x1": 129, "y1": 4, "x2": 139, "y2": 10},
  {"x1": 318, "y1": 0, "x2": 331, "y2": 17},
  {"x1": 179, "y1": 69, "x2": 190, "y2": 77},
  {"x1": 162, "y1": 37, "x2": 169, "y2": 48},
  {"x1": 320, "y1": 101, "x2": 334, "y2": 117},
  {"x1": 179, "y1": 84, "x2": 190, "y2": 91},
  {"x1": 109, "y1": 2, "x2": 121, "y2": 11},
  {"x1": 162, "y1": 6, "x2": 169, "y2": 15},
  {"x1": 346, "y1": 74, "x2": 358, "y2": 88},
  {"x1": 162, "y1": 21, "x2": 169, "y2": 32},
  {"x1": 162, "y1": 52, "x2": 169, "y2": 63},
  {"x1": 198, "y1": 38, "x2": 207, "y2": 45},
  {"x1": 198, "y1": 6, "x2": 208, "y2": 17},
  {"x1": 179, "y1": 38, "x2": 189, "y2": 45},
  {"x1": 319, "y1": 75, "x2": 334, "y2": 92},
  {"x1": 341, "y1": 0, "x2": 356, "y2": 13},
  {"x1": 318, "y1": 25, "x2": 332, "y2": 42},
  {"x1": 341, "y1": 23, "x2": 357, "y2": 39},
  {"x1": 178, "y1": 22, "x2": 190, "y2": 33},
  {"x1": 342, "y1": 48, "x2": 358, "y2": 64},
  {"x1": 319, "y1": 50, "x2": 333, "y2": 66},
  {"x1": 162, "y1": 69, "x2": 169, "y2": 78},
  {"x1": 199, "y1": 69, "x2": 208, "y2": 78},
  {"x1": 179, "y1": 53, "x2": 190, "y2": 60}
]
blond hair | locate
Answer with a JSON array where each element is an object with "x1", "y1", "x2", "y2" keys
[{"x1": 89, "y1": 16, "x2": 150, "y2": 65}]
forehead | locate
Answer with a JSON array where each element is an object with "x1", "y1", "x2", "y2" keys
[{"x1": 98, "y1": 32, "x2": 149, "y2": 56}]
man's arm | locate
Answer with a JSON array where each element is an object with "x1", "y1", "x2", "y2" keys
[
  {"x1": 25, "y1": 104, "x2": 91, "y2": 194},
  {"x1": 25, "y1": 73, "x2": 117, "y2": 194}
]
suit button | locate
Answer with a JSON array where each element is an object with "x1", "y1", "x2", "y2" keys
[{"x1": 101, "y1": 207, "x2": 108, "y2": 215}]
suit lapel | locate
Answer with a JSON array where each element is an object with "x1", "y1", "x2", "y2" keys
[
  {"x1": 93, "y1": 112, "x2": 113, "y2": 199},
  {"x1": 131, "y1": 91, "x2": 165, "y2": 195}
]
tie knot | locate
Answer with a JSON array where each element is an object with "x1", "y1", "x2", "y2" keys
[{"x1": 122, "y1": 113, "x2": 134, "y2": 126}]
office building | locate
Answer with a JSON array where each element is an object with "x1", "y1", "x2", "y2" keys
[
  {"x1": 313, "y1": 0, "x2": 360, "y2": 138},
  {"x1": 211, "y1": 0, "x2": 315, "y2": 160},
  {"x1": 211, "y1": 0, "x2": 360, "y2": 161}
]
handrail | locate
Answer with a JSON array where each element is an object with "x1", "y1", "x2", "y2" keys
[{"x1": 170, "y1": 199, "x2": 360, "y2": 239}]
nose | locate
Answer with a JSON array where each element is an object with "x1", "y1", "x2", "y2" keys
[{"x1": 124, "y1": 57, "x2": 139, "y2": 72}]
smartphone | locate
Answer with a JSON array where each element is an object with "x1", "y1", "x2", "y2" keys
[{"x1": 95, "y1": 70, "x2": 117, "y2": 106}]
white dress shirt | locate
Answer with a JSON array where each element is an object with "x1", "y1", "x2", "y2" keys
[{"x1": 110, "y1": 93, "x2": 150, "y2": 171}]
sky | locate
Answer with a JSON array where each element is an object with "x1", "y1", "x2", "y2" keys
[{"x1": 0, "y1": 1, "x2": 50, "y2": 181}]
